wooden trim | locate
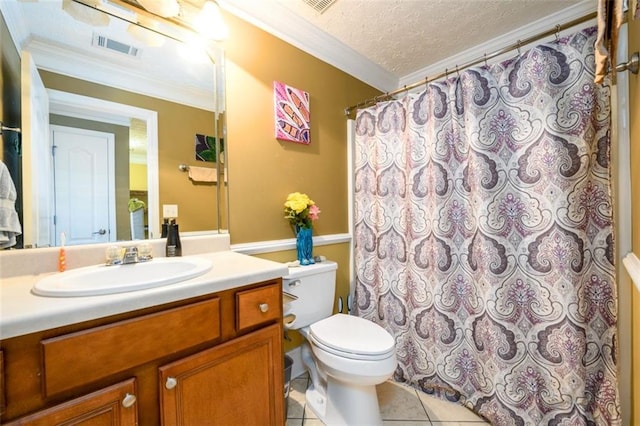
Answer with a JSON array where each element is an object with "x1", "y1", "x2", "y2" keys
[{"x1": 231, "y1": 232, "x2": 351, "y2": 255}]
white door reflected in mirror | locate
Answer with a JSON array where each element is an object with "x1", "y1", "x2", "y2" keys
[{"x1": 51, "y1": 125, "x2": 115, "y2": 246}]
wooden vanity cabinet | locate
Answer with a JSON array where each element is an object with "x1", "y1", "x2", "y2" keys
[{"x1": 0, "y1": 279, "x2": 284, "y2": 426}]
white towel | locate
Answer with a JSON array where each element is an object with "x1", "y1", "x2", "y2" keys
[
  {"x1": 188, "y1": 166, "x2": 217, "y2": 183},
  {"x1": 0, "y1": 161, "x2": 21, "y2": 249}
]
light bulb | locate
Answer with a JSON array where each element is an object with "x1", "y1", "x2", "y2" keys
[{"x1": 193, "y1": 1, "x2": 229, "y2": 41}]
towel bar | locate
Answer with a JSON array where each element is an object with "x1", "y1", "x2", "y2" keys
[{"x1": 0, "y1": 122, "x2": 21, "y2": 135}]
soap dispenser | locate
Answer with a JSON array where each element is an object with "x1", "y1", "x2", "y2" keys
[
  {"x1": 165, "y1": 219, "x2": 182, "y2": 257},
  {"x1": 161, "y1": 218, "x2": 169, "y2": 238}
]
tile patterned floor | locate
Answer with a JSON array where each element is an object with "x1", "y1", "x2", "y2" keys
[{"x1": 286, "y1": 374, "x2": 491, "y2": 426}]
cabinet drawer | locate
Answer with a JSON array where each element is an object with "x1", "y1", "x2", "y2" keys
[
  {"x1": 42, "y1": 298, "x2": 220, "y2": 396},
  {"x1": 236, "y1": 283, "x2": 281, "y2": 331}
]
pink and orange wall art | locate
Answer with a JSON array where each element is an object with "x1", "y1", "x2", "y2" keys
[{"x1": 274, "y1": 81, "x2": 310, "y2": 144}]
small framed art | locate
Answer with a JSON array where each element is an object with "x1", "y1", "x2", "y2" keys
[{"x1": 274, "y1": 81, "x2": 310, "y2": 144}]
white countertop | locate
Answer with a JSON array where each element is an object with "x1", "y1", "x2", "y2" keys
[{"x1": 0, "y1": 251, "x2": 288, "y2": 339}]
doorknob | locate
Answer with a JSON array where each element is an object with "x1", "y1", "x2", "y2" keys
[{"x1": 92, "y1": 229, "x2": 106, "y2": 235}]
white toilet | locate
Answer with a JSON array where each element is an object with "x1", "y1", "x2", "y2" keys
[{"x1": 283, "y1": 261, "x2": 397, "y2": 426}]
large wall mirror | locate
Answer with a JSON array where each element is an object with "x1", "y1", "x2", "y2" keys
[{"x1": 1, "y1": 0, "x2": 228, "y2": 249}]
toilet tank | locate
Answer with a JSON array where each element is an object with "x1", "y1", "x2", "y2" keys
[{"x1": 283, "y1": 261, "x2": 338, "y2": 330}]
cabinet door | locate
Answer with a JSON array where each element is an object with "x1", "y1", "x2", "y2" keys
[
  {"x1": 159, "y1": 323, "x2": 284, "y2": 426},
  {"x1": 3, "y1": 379, "x2": 137, "y2": 426}
]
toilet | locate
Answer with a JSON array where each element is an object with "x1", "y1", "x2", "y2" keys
[{"x1": 283, "y1": 261, "x2": 396, "y2": 426}]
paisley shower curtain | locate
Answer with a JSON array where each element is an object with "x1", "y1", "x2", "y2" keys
[{"x1": 353, "y1": 27, "x2": 620, "y2": 425}]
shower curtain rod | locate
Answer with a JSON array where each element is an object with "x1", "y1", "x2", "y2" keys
[{"x1": 345, "y1": 11, "x2": 599, "y2": 116}]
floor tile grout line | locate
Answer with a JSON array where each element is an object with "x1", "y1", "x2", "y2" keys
[
  {"x1": 413, "y1": 385, "x2": 432, "y2": 422},
  {"x1": 288, "y1": 377, "x2": 489, "y2": 425}
]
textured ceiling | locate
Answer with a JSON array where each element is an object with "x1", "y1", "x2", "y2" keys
[
  {"x1": 281, "y1": 0, "x2": 584, "y2": 77},
  {"x1": 224, "y1": 0, "x2": 586, "y2": 86}
]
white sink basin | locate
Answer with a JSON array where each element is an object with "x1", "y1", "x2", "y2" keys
[{"x1": 33, "y1": 256, "x2": 213, "y2": 297}]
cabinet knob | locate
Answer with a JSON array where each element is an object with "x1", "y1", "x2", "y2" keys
[
  {"x1": 259, "y1": 303, "x2": 269, "y2": 313},
  {"x1": 122, "y1": 393, "x2": 137, "y2": 408},
  {"x1": 166, "y1": 377, "x2": 178, "y2": 390}
]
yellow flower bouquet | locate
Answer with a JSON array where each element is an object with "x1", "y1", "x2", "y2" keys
[
  {"x1": 284, "y1": 192, "x2": 320, "y2": 265},
  {"x1": 284, "y1": 192, "x2": 321, "y2": 230}
]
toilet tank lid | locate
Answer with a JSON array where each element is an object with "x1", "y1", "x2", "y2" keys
[{"x1": 283, "y1": 260, "x2": 337, "y2": 279}]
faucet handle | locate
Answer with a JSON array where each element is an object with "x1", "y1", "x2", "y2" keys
[
  {"x1": 105, "y1": 245, "x2": 124, "y2": 265},
  {"x1": 137, "y1": 243, "x2": 153, "y2": 261}
]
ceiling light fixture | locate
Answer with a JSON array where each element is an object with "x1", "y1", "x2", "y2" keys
[
  {"x1": 72, "y1": 0, "x2": 228, "y2": 43},
  {"x1": 135, "y1": 0, "x2": 180, "y2": 18},
  {"x1": 63, "y1": 0, "x2": 110, "y2": 26},
  {"x1": 192, "y1": 1, "x2": 228, "y2": 41}
]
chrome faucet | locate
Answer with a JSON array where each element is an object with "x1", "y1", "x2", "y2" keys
[
  {"x1": 106, "y1": 244, "x2": 152, "y2": 265},
  {"x1": 122, "y1": 246, "x2": 139, "y2": 265}
]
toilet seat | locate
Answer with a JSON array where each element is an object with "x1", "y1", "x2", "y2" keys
[{"x1": 308, "y1": 314, "x2": 395, "y2": 361}]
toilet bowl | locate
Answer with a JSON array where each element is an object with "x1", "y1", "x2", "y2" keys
[{"x1": 283, "y1": 262, "x2": 397, "y2": 426}]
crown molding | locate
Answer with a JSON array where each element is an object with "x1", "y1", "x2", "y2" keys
[
  {"x1": 399, "y1": 0, "x2": 597, "y2": 88},
  {"x1": 26, "y1": 39, "x2": 216, "y2": 111},
  {"x1": 218, "y1": 0, "x2": 398, "y2": 92}
]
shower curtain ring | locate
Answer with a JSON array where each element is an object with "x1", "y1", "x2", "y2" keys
[
  {"x1": 555, "y1": 24, "x2": 561, "y2": 40},
  {"x1": 445, "y1": 68, "x2": 449, "y2": 80},
  {"x1": 455, "y1": 65, "x2": 460, "y2": 77},
  {"x1": 517, "y1": 40, "x2": 522, "y2": 55},
  {"x1": 484, "y1": 53, "x2": 488, "y2": 67}
]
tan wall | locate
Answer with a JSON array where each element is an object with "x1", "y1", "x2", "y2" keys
[
  {"x1": 222, "y1": 11, "x2": 380, "y2": 352},
  {"x1": 40, "y1": 71, "x2": 218, "y2": 234},
  {"x1": 223, "y1": 12, "x2": 380, "y2": 244},
  {"x1": 628, "y1": 11, "x2": 640, "y2": 424}
]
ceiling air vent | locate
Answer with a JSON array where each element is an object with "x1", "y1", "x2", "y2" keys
[
  {"x1": 301, "y1": 0, "x2": 337, "y2": 14},
  {"x1": 92, "y1": 33, "x2": 142, "y2": 58}
]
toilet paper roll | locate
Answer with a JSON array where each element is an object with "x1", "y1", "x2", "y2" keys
[{"x1": 283, "y1": 313, "x2": 296, "y2": 329}]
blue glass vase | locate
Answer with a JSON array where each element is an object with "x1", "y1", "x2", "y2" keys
[{"x1": 295, "y1": 226, "x2": 315, "y2": 266}]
